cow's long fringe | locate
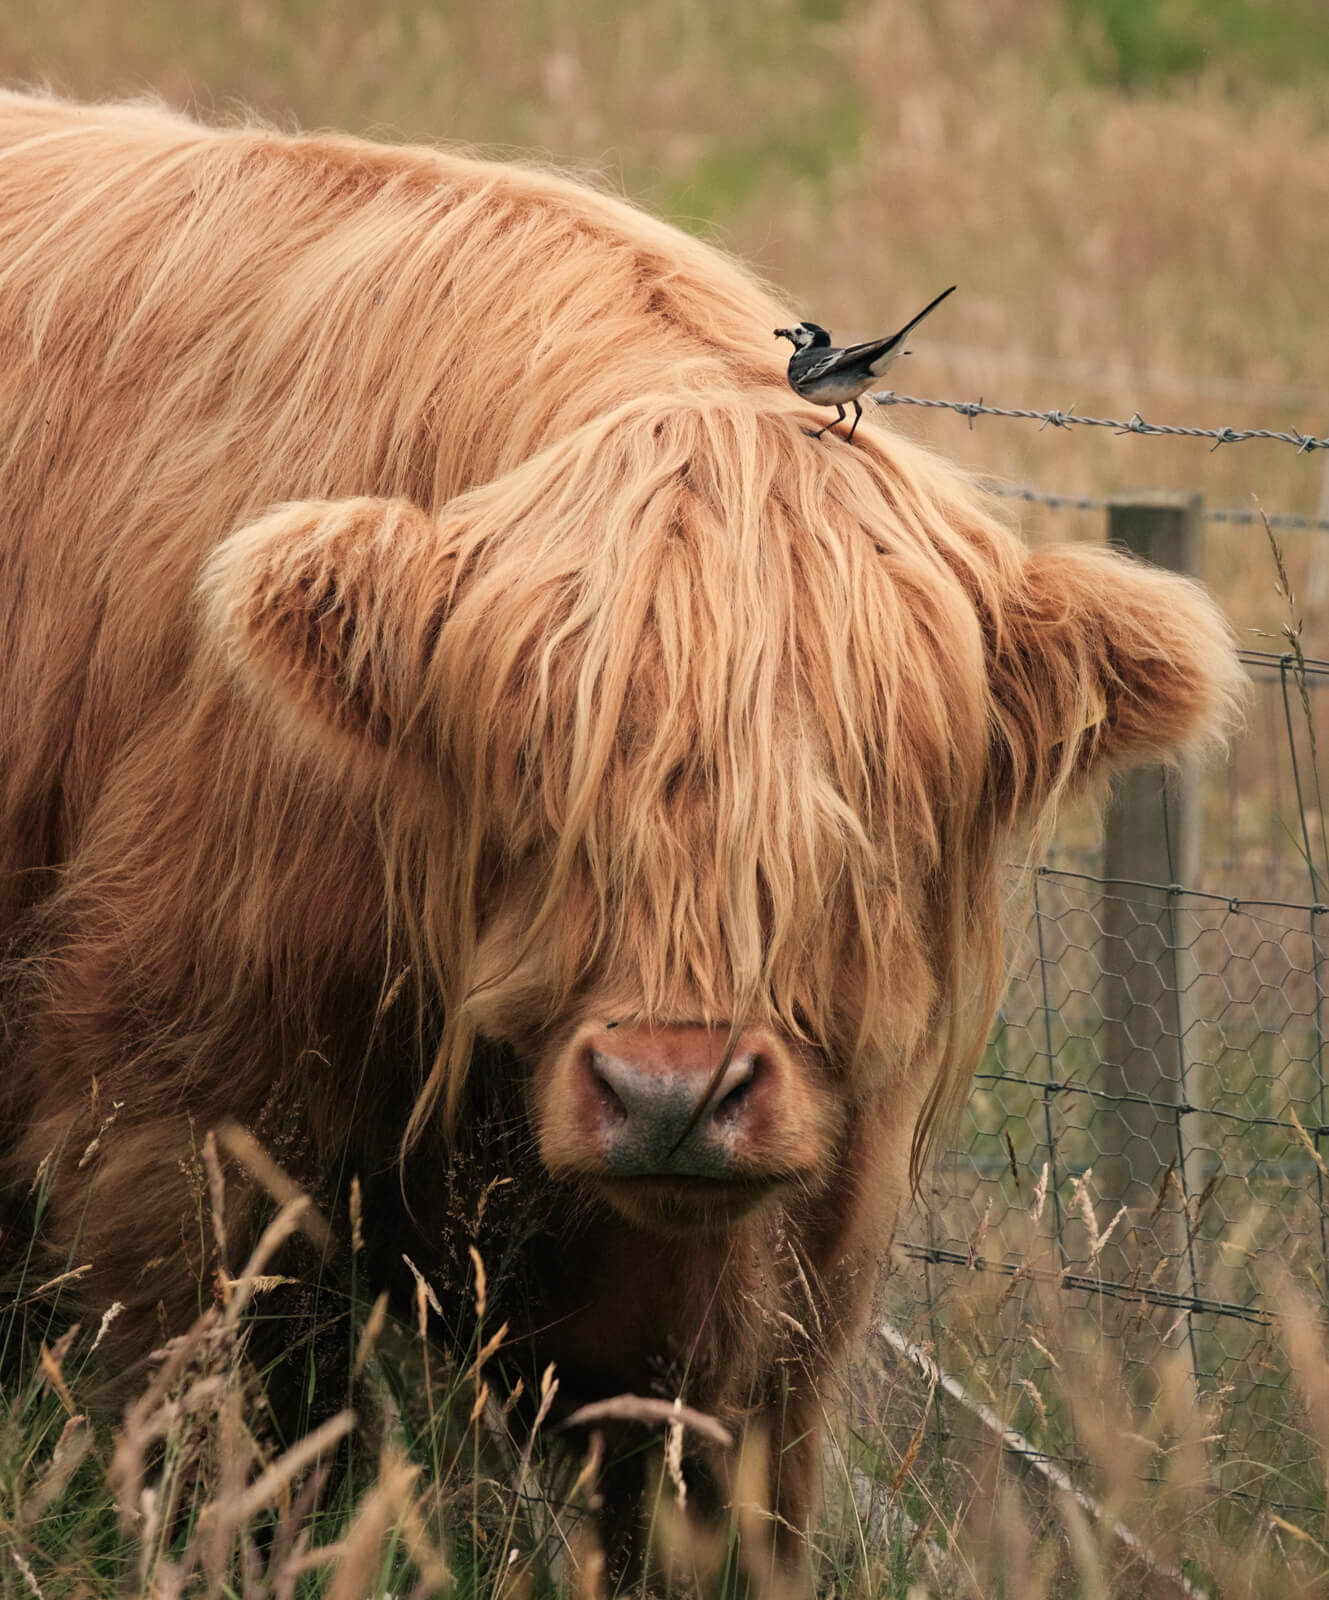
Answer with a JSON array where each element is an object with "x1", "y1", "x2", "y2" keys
[
  {"x1": 0, "y1": 92, "x2": 1243, "y2": 1208},
  {"x1": 395, "y1": 396, "x2": 1010, "y2": 1151}
]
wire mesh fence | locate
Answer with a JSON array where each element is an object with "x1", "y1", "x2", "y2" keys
[{"x1": 882, "y1": 614, "x2": 1329, "y2": 1528}]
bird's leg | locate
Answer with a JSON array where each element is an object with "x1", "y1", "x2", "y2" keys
[
  {"x1": 846, "y1": 398, "x2": 864, "y2": 443},
  {"x1": 806, "y1": 404, "x2": 847, "y2": 440}
]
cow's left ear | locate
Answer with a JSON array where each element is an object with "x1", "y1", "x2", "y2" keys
[
  {"x1": 985, "y1": 542, "x2": 1245, "y2": 819},
  {"x1": 200, "y1": 496, "x2": 456, "y2": 773}
]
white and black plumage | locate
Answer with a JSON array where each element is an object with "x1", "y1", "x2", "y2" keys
[{"x1": 775, "y1": 284, "x2": 956, "y2": 442}]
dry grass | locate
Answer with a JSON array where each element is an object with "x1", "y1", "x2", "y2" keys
[
  {"x1": 862, "y1": 1173, "x2": 1329, "y2": 1599},
  {"x1": 2, "y1": 1158, "x2": 594, "y2": 1598},
  {"x1": 2, "y1": 1, "x2": 1328, "y2": 1593},
  {"x1": 11, "y1": 1155, "x2": 1329, "y2": 1596}
]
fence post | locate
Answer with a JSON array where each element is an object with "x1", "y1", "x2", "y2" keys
[{"x1": 1093, "y1": 493, "x2": 1202, "y2": 1305}]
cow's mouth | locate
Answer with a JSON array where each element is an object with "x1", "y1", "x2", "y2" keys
[{"x1": 593, "y1": 1172, "x2": 783, "y2": 1234}]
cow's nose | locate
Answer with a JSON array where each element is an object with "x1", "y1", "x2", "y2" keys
[{"x1": 580, "y1": 1034, "x2": 772, "y2": 1179}]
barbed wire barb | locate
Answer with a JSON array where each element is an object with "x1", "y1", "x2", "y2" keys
[{"x1": 872, "y1": 389, "x2": 1329, "y2": 452}]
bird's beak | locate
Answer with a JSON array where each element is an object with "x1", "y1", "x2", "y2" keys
[{"x1": 773, "y1": 327, "x2": 790, "y2": 340}]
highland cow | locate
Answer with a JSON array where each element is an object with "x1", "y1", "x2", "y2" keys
[{"x1": 0, "y1": 93, "x2": 1242, "y2": 1583}]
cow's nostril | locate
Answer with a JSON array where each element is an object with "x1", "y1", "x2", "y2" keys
[
  {"x1": 714, "y1": 1079, "x2": 750, "y2": 1126},
  {"x1": 713, "y1": 1052, "x2": 761, "y2": 1126},
  {"x1": 588, "y1": 1052, "x2": 629, "y2": 1125}
]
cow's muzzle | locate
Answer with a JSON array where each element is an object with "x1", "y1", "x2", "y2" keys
[
  {"x1": 535, "y1": 1022, "x2": 836, "y2": 1228},
  {"x1": 586, "y1": 1040, "x2": 767, "y2": 1178}
]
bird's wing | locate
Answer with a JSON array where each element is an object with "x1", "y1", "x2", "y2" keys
[
  {"x1": 822, "y1": 332, "x2": 908, "y2": 374},
  {"x1": 790, "y1": 348, "x2": 847, "y2": 385}
]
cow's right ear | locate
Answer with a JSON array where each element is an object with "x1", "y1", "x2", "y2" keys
[{"x1": 199, "y1": 496, "x2": 456, "y2": 772}]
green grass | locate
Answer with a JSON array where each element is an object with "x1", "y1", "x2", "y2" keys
[{"x1": 1066, "y1": 0, "x2": 1329, "y2": 92}]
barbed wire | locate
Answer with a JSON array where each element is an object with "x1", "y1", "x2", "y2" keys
[
  {"x1": 871, "y1": 390, "x2": 1329, "y2": 453},
  {"x1": 986, "y1": 481, "x2": 1329, "y2": 532}
]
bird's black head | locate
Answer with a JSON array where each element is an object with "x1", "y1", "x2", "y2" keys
[{"x1": 773, "y1": 321, "x2": 832, "y2": 351}]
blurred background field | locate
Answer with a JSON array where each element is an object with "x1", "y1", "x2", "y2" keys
[{"x1": 5, "y1": 3, "x2": 1329, "y2": 1595}]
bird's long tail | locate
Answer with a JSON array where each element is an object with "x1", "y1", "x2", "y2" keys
[{"x1": 894, "y1": 283, "x2": 957, "y2": 344}]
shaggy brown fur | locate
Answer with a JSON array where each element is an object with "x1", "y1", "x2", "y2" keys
[{"x1": 0, "y1": 92, "x2": 1243, "y2": 1583}]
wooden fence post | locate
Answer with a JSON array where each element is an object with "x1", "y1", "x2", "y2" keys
[{"x1": 1093, "y1": 493, "x2": 1203, "y2": 1295}]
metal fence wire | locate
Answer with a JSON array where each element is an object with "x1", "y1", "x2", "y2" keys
[
  {"x1": 882, "y1": 630, "x2": 1329, "y2": 1521},
  {"x1": 869, "y1": 388, "x2": 1329, "y2": 453}
]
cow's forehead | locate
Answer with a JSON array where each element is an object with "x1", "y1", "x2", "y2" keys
[{"x1": 430, "y1": 400, "x2": 995, "y2": 774}]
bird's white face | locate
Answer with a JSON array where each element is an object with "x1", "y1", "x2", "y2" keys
[{"x1": 774, "y1": 323, "x2": 820, "y2": 351}]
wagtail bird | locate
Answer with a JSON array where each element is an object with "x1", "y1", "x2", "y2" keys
[{"x1": 775, "y1": 284, "x2": 956, "y2": 442}]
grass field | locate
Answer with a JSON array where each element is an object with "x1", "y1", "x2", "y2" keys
[
  {"x1": 3, "y1": 1, "x2": 1329, "y2": 1594},
  {"x1": 9, "y1": 1153, "x2": 1329, "y2": 1597}
]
